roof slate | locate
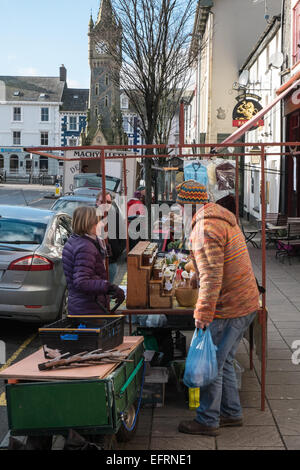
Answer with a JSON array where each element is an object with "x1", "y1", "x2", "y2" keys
[
  {"x1": 0, "y1": 76, "x2": 66, "y2": 103},
  {"x1": 60, "y1": 88, "x2": 89, "y2": 112}
]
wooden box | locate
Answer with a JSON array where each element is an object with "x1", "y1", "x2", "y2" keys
[
  {"x1": 127, "y1": 241, "x2": 157, "y2": 308},
  {"x1": 149, "y1": 280, "x2": 173, "y2": 308}
]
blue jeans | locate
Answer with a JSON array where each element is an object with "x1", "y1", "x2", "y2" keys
[{"x1": 196, "y1": 311, "x2": 257, "y2": 428}]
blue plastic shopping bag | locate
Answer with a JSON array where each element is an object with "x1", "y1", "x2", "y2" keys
[{"x1": 183, "y1": 328, "x2": 218, "y2": 388}]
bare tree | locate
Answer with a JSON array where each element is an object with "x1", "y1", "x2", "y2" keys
[{"x1": 95, "y1": 0, "x2": 200, "y2": 228}]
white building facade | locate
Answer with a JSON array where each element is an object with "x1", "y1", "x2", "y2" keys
[
  {"x1": 0, "y1": 72, "x2": 65, "y2": 180},
  {"x1": 240, "y1": 18, "x2": 282, "y2": 220}
]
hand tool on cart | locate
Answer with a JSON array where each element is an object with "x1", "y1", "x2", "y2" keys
[{"x1": 38, "y1": 347, "x2": 132, "y2": 371}]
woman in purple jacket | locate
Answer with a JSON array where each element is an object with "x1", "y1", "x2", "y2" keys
[{"x1": 62, "y1": 206, "x2": 125, "y2": 316}]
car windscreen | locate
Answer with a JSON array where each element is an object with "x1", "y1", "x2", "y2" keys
[
  {"x1": 0, "y1": 218, "x2": 47, "y2": 244},
  {"x1": 74, "y1": 175, "x2": 120, "y2": 192},
  {"x1": 52, "y1": 199, "x2": 95, "y2": 216}
]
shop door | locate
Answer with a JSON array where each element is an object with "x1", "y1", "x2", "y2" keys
[{"x1": 287, "y1": 111, "x2": 300, "y2": 216}]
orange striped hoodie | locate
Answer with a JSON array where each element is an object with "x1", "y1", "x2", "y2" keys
[{"x1": 190, "y1": 202, "x2": 259, "y2": 323}]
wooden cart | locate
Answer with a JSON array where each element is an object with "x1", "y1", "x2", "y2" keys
[{"x1": 0, "y1": 336, "x2": 145, "y2": 450}]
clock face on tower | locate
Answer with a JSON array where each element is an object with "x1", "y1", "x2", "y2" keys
[{"x1": 95, "y1": 41, "x2": 107, "y2": 55}]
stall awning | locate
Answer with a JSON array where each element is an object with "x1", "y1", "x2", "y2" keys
[{"x1": 220, "y1": 77, "x2": 300, "y2": 146}]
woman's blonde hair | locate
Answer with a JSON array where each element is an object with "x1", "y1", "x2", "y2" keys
[{"x1": 72, "y1": 206, "x2": 99, "y2": 236}]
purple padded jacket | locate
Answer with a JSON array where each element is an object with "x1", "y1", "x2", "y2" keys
[{"x1": 62, "y1": 234, "x2": 110, "y2": 315}]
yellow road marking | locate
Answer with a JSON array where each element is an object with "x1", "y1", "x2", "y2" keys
[
  {"x1": 0, "y1": 333, "x2": 37, "y2": 407},
  {"x1": 0, "y1": 393, "x2": 6, "y2": 406}
]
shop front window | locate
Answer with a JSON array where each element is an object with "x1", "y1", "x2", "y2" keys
[
  {"x1": 10, "y1": 155, "x2": 19, "y2": 172},
  {"x1": 40, "y1": 157, "x2": 48, "y2": 172},
  {"x1": 25, "y1": 155, "x2": 32, "y2": 173}
]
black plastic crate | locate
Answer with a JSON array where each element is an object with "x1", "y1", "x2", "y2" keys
[
  {"x1": 166, "y1": 314, "x2": 195, "y2": 329},
  {"x1": 39, "y1": 315, "x2": 125, "y2": 359},
  {"x1": 172, "y1": 330, "x2": 186, "y2": 359}
]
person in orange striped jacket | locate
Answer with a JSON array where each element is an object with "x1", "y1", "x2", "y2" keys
[{"x1": 176, "y1": 180, "x2": 259, "y2": 437}]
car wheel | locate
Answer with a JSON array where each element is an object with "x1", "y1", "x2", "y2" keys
[
  {"x1": 58, "y1": 289, "x2": 68, "y2": 320},
  {"x1": 116, "y1": 402, "x2": 139, "y2": 443}
]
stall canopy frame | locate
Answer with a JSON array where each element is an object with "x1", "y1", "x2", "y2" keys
[{"x1": 25, "y1": 141, "x2": 300, "y2": 411}]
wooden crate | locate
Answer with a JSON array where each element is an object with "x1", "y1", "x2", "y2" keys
[
  {"x1": 127, "y1": 241, "x2": 155, "y2": 308},
  {"x1": 149, "y1": 280, "x2": 173, "y2": 308}
]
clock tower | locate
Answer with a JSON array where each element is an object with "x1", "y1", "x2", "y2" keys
[{"x1": 87, "y1": 0, "x2": 122, "y2": 145}]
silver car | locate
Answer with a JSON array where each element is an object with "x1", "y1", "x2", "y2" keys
[
  {"x1": 50, "y1": 195, "x2": 96, "y2": 217},
  {"x1": 0, "y1": 206, "x2": 71, "y2": 323}
]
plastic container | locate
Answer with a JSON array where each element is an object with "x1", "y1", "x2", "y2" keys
[
  {"x1": 142, "y1": 367, "x2": 169, "y2": 407},
  {"x1": 39, "y1": 315, "x2": 125, "y2": 359},
  {"x1": 146, "y1": 314, "x2": 167, "y2": 328},
  {"x1": 188, "y1": 388, "x2": 200, "y2": 410}
]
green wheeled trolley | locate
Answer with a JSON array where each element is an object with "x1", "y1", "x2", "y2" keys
[{"x1": 1, "y1": 337, "x2": 145, "y2": 450}]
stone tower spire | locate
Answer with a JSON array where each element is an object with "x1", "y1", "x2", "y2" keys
[
  {"x1": 86, "y1": 0, "x2": 123, "y2": 145},
  {"x1": 96, "y1": 0, "x2": 117, "y2": 28}
]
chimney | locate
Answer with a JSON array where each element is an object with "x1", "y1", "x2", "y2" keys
[{"x1": 60, "y1": 64, "x2": 67, "y2": 82}]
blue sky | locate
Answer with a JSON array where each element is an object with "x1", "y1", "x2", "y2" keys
[
  {"x1": 1, "y1": 0, "x2": 102, "y2": 89},
  {"x1": 1, "y1": 0, "x2": 282, "y2": 90}
]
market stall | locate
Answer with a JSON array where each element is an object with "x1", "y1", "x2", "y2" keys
[{"x1": 23, "y1": 140, "x2": 300, "y2": 413}]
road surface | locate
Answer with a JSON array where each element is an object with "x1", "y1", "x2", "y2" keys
[{"x1": 0, "y1": 184, "x2": 57, "y2": 446}]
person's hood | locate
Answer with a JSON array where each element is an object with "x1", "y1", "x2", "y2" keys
[{"x1": 192, "y1": 202, "x2": 237, "y2": 229}]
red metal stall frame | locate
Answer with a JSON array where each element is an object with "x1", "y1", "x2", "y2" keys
[{"x1": 25, "y1": 141, "x2": 299, "y2": 412}]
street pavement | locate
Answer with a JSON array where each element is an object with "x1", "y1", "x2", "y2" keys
[
  {"x1": 0, "y1": 184, "x2": 58, "y2": 442},
  {"x1": 1, "y1": 246, "x2": 300, "y2": 450},
  {"x1": 0, "y1": 187, "x2": 300, "y2": 450}
]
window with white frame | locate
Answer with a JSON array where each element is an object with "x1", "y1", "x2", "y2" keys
[
  {"x1": 123, "y1": 116, "x2": 129, "y2": 132},
  {"x1": 293, "y1": 1, "x2": 300, "y2": 65},
  {"x1": 41, "y1": 132, "x2": 49, "y2": 146},
  {"x1": 13, "y1": 131, "x2": 21, "y2": 145},
  {"x1": 69, "y1": 116, "x2": 77, "y2": 131},
  {"x1": 121, "y1": 96, "x2": 129, "y2": 109},
  {"x1": 13, "y1": 107, "x2": 21, "y2": 121},
  {"x1": 41, "y1": 107, "x2": 49, "y2": 122}
]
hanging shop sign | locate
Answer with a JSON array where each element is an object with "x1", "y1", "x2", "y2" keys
[{"x1": 232, "y1": 94, "x2": 264, "y2": 128}]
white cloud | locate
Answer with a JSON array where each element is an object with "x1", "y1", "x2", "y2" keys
[
  {"x1": 17, "y1": 67, "x2": 39, "y2": 76},
  {"x1": 67, "y1": 79, "x2": 84, "y2": 88}
]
